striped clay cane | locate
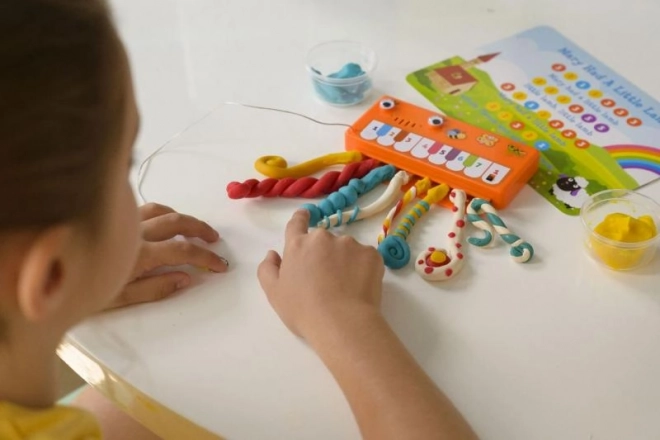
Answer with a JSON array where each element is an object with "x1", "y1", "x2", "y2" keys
[{"x1": 467, "y1": 198, "x2": 534, "y2": 263}]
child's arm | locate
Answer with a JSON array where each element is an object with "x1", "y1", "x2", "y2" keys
[{"x1": 258, "y1": 210, "x2": 477, "y2": 440}]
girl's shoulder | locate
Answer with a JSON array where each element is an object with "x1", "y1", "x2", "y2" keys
[{"x1": 0, "y1": 400, "x2": 101, "y2": 440}]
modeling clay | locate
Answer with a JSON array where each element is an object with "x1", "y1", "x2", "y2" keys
[
  {"x1": 378, "y1": 183, "x2": 450, "y2": 269},
  {"x1": 378, "y1": 178, "x2": 433, "y2": 244},
  {"x1": 312, "y1": 63, "x2": 372, "y2": 106},
  {"x1": 591, "y1": 213, "x2": 657, "y2": 270},
  {"x1": 594, "y1": 213, "x2": 657, "y2": 243},
  {"x1": 226, "y1": 159, "x2": 380, "y2": 199},
  {"x1": 467, "y1": 198, "x2": 534, "y2": 263},
  {"x1": 415, "y1": 190, "x2": 467, "y2": 281},
  {"x1": 254, "y1": 151, "x2": 362, "y2": 179},
  {"x1": 301, "y1": 164, "x2": 396, "y2": 226},
  {"x1": 318, "y1": 170, "x2": 410, "y2": 228}
]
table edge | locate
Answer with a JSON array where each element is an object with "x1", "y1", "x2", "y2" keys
[{"x1": 58, "y1": 335, "x2": 224, "y2": 440}]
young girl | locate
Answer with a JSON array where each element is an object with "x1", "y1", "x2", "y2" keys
[{"x1": 0, "y1": 1, "x2": 476, "y2": 439}]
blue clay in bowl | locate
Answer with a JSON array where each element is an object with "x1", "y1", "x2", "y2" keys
[{"x1": 306, "y1": 41, "x2": 377, "y2": 106}]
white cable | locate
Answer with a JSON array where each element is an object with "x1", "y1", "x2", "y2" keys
[
  {"x1": 223, "y1": 101, "x2": 352, "y2": 128},
  {"x1": 136, "y1": 101, "x2": 350, "y2": 203}
]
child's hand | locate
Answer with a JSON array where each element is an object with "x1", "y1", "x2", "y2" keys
[
  {"x1": 257, "y1": 210, "x2": 384, "y2": 341},
  {"x1": 106, "y1": 203, "x2": 228, "y2": 309}
]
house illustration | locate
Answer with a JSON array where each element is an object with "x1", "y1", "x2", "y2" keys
[{"x1": 427, "y1": 53, "x2": 500, "y2": 95}]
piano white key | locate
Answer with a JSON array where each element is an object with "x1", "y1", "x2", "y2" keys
[
  {"x1": 377, "y1": 126, "x2": 402, "y2": 147},
  {"x1": 463, "y1": 158, "x2": 492, "y2": 178},
  {"x1": 428, "y1": 144, "x2": 454, "y2": 165},
  {"x1": 482, "y1": 163, "x2": 511, "y2": 185},
  {"x1": 359, "y1": 120, "x2": 384, "y2": 141},
  {"x1": 393, "y1": 133, "x2": 422, "y2": 153},
  {"x1": 446, "y1": 151, "x2": 471, "y2": 172},
  {"x1": 410, "y1": 137, "x2": 436, "y2": 158}
]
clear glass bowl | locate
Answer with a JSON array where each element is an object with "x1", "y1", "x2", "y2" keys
[
  {"x1": 305, "y1": 40, "x2": 377, "y2": 106},
  {"x1": 580, "y1": 189, "x2": 660, "y2": 271}
]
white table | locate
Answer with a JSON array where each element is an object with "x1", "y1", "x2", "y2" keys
[{"x1": 60, "y1": 1, "x2": 660, "y2": 439}]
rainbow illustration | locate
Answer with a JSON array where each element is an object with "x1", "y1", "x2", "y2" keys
[{"x1": 605, "y1": 145, "x2": 660, "y2": 175}]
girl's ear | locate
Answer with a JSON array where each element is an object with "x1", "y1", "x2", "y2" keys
[{"x1": 16, "y1": 225, "x2": 74, "y2": 322}]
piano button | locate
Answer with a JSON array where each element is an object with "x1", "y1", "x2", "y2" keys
[
  {"x1": 410, "y1": 137, "x2": 436, "y2": 158},
  {"x1": 464, "y1": 158, "x2": 492, "y2": 178},
  {"x1": 377, "y1": 126, "x2": 402, "y2": 146},
  {"x1": 445, "y1": 147, "x2": 461, "y2": 161},
  {"x1": 359, "y1": 120, "x2": 384, "y2": 140},
  {"x1": 393, "y1": 133, "x2": 422, "y2": 153},
  {"x1": 376, "y1": 123, "x2": 392, "y2": 137},
  {"x1": 428, "y1": 145, "x2": 454, "y2": 165},
  {"x1": 446, "y1": 151, "x2": 470, "y2": 171},
  {"x1": 482, "y1": 163, "x2": 511, "y2": 185}
]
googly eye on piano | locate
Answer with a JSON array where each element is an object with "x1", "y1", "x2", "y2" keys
[{"x1": 227, "y1": 96, "x2": 538, "y2": 281}]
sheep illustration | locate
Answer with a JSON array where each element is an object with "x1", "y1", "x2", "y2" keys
[{"x1": 549, "y1": 175, "x2": 590, "y2": 210}]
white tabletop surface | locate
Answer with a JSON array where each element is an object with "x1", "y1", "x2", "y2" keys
[{"x1": 68, "y1": 1, "x2": 660, "y2": 438}]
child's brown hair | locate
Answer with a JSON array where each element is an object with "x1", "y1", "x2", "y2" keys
[
  {"x1": 0, "y1": 0, "x2": 127, "y2": 231},
  {"x1": 0, "y1": 0, "x2": 127, "y2": 338}
]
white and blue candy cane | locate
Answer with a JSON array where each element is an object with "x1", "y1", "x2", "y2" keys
[
  {"x1": 317, "y1": 171, "x2": 410, "y2": 229},
  {"x1": 301, "y1": 164, "x2": 396, "y2": 227},
  {"x1": 466, "y1": 198, "x2": 496, "y2": 248},
  {"x1": 467, "y1": 198, "x2": 534, "y2": 263}
]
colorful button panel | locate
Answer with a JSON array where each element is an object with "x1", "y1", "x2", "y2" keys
[{"x1": 359, "y1": 120, "x2": 511, "y2": 186}]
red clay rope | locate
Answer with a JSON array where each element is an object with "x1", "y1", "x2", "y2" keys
[{"x1": 227, "y1": 159, "x2": 380, "y2": 199}]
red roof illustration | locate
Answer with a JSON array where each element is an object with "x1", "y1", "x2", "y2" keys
[
  {"x1": 434, "y1": 65, "x2": 476, "y2": 86},
  {"x1": 477, "y1": 53, "x2": 500, "y2": 63}
]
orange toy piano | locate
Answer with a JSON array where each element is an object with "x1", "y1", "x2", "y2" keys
[{"x1": 345, "y1": 96, "x2": 540, "y2": 208}]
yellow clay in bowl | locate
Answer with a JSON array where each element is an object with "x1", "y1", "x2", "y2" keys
[{"x1": 591, "y1": 213, "x2": 657, "y2": 269}]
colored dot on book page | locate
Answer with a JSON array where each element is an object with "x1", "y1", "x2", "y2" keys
[
  {"x1": 562, "y1": 129, "x2": 577, "y2": 139},
  {"x1": 628, "y1": 117, "x2": 642, "y2": 127},
  {"x1": 614, "y1": 108, "x2": 629, "y2": 117},
  {"x1": 575, "y1": 139, "x2": 590, "y2": 149},
  {"x1": 522, "y1": 130, "x2": 538, "y2": 141},
  {"x1": 552, "y1": 63, "x2": 566, "y2": 72},
  {"x1": 582, "y1": 114, "x2": 597, "y2": 123},
  {"x1": 595, "y1": 123, "x2": 610, "y2": 133},
  {"x1": 576, "y1": 81, "x2": 591, "y2": 90},
  {"x1": 532, "y1": 77, "x2": 547, "y2": 86},
  {"x1": 537, "y1": 110, "x2": 552, "y2": 120},
  {"x1": 498, "y1": 111, "x2": 513, "y2": 121},
  {"x1": 513, "y1": 92, "x2": 527, "y2": 100},
  {"x1": 601, "y1": 99, "x2": 616, "y2": 108},
  {"x1": 501, "y1": 83, "x2": 515, "y2": 91},
  {"x1": 486, "y1": 102, "x2": 501, "y2": 111},
  {"x1": 569, "y1": 104, "x2": 584, "y2": 113},
  {"x1": 588, "y1": 90, "x2": 604, "y2": 98},
  {"x1": 549, "y1": 120, "x2": 565, "y2": 129},
  {"x1": 564, "y1": 72, "x2": 578, "y2": 81},
  {"x1": 557, "y1": 95, "x2": 572, "y2": 104},
  {"x1": 535, "y1": 140, "x2": 550, "y2": 151},
  {"x1": 545, "y1": 86, "x2": 559, "y2": 95},
  {"x1": 510, "y1": 121, "x2": 525, "y2": 130},
  {"x1": 525, "y1": 101, "x2": 540, "y2": 110}
]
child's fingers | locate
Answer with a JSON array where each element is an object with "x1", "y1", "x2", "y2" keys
[
  {"x1": 257, "y1": 250, "x2": 281, "y2": 293},
  {"x1": 285, "y1": 210, "x2": 310, "y2": 242},
  {"x1": 138, "y1": 202, "x2": 176, "y2": 221},
  {"x1": 139, "y1": 241, "x2": 228, "y2": 274},
  {"x1": 107, "y1": 272, "x2": 190, "y2": 309},
  {"x1": 141, "y1": 212, "x2": 220, "y2": 243}
]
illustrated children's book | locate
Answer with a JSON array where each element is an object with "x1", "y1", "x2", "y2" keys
[{"x1": 407, "y1": 26, "x2": 660, "y2": 215}]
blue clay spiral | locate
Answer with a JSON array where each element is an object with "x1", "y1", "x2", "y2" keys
[{"x1": 378, "y1": 235, "x2": 411, "y2": 269}]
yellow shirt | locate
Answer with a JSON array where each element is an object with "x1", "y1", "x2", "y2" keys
[{"x1": 0, "y1": 402, "x2": 101, "y2": 439}]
